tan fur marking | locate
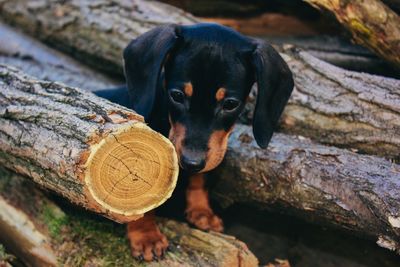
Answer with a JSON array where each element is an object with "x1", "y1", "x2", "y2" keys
[
  {"x1": 184, "y1": 82, "x2": 193, "y2": 97},
  {"x1": 202, "y1": 127, "x2": 233, "y2": 172},
  {"x1": 168, "y1": 119, "x2": 186, "y2": 161},
  {"x1": 215, "y1": 88, "x2": 226, "y2": 101}
]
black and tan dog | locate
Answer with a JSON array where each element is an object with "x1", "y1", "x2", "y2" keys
[{"x1": 96, "y1": 23, "x2": 293, "y2": 261}]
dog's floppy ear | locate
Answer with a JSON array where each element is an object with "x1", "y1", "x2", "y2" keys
[
  {"x1": 251, "y1": 41, "x2": 294, "y2": 148},
  {"x1": 123, "y1": 24, "x2": 180, "y2": 120}
]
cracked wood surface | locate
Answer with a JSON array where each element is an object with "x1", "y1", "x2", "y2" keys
[
  {"x1": 0, "y1": 64, "x2": 178, "y2": 223},
  {"x1": 0, "y1": 168, "x2": 258, "y2": 267},
  {"x1": 210, "y1": 124, "x2": 400, "y2": 254}
]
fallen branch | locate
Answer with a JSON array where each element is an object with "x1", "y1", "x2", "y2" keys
[
  {"x1": 0, "y1": 167, "x2": 258, "y2": 267},
  {"x1": 0, "y1": 65, "x2": 178, "y2": 223},
  {"x1": 211, "y1": 124, "x2": 400, "y2": 254},
  {"x1": 304, "y1": 0, "x2": 400, "y2": 69}
]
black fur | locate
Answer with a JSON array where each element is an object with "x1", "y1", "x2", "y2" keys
[{"x1": 96, "y1": 23, "x2": 294, "y2": 167}]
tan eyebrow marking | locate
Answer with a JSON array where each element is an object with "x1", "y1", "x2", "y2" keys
[
  {"x1": 184, "y1": 82, "x2": 193, "y2": 97},
  {"x1": 215, "y1": 88, "x2": 226, "y2": 101}
]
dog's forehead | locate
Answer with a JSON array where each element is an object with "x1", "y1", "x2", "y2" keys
[{"x1": 167, "y1": 45, "x2": 250, "y2": 97}]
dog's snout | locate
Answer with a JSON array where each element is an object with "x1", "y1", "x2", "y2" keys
[{"x1": 180, "y1": 155, "x2": 206, "y2": 172}]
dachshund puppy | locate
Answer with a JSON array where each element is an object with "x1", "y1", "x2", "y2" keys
[{"x1": 96, "y1": 23, "x2": 293, "y2": 261}]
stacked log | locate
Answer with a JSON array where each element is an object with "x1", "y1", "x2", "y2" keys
[
  {"x1": 0, "y1": 64, "x2": 178, "y2": 223},
  {"x1": 304, "y1": 0, "x2": 400, "y2": 69},
  {"x1": 0, "y1": 0, "x2": 400, "y2": 261}
]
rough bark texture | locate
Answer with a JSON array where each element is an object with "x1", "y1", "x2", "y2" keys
[
  {"x1": 0, "y1": 22, "x2": 121, "y2": 91},
  {"x1": 210, "y1": 124, "x2": 400, "y2": 254},
  {"x1": 263, "y1": 35, "x2": 400, "y2": 79},
  {"x1": 0, "y1": 167, "x2": 258, "y2": 267},
  {"x1": 0, "y1": 0, "x2": 197, "y2": 75},
  {"x1": 305, "y1": 0, "x2": 400, "y2": 69},
  {"x1": 241, "y1": 49, "x2": 400, "y2": 160},
  {"x1": 0, "y1": 65, "x2": 179, "y2": 223}
]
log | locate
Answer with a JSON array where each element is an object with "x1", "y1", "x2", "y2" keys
[
  {"x1": 2, "y1": 1, "x2": 399, "y2": 158},
  {"x1": 0, "y1": 167, "x2": 258, "y2": 267},
  {"x1": 0, "y1": 64, "x2": 179, "y2": 223},
  {"x1": 0, "y1": 0, "x2": 197, "y2": 75},
  {"x1": 261, "y1": 35, "x2": 400, "y2": 79},
  {"x1": 304, "y1": 0, "x2": 400, "y2": 69},
  {"x1": 210, "y1": 124, "x2": 400, "y2": 254},
  {"x1": 240, "y1": 48, "x2": 400, "y2": 160},
  {"x1": 0, "y1": 22, "x2": 120, "y2": 91}
]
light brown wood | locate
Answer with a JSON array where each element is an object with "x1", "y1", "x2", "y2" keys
[
  {"x1": 0, "y1": 65, "x2": 179, "y2": 223},
  {"x1": 0, "y1": 168, "x2": 258, "y2": 267}
]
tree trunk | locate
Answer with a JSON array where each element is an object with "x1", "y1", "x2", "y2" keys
[
  {"x1": 0, "y1": 167, "x2": 258, "y2": 267},
  {"x1": 0, "y1": 65, "x2": 179, "y2": 223},
  {"x1": 0, "y1": 0, "x2": 197, "y2": 76},
  {"x1": 240, "y1": 48, "x2": 400, "y2": 160},
  {"x1": 304, "y1": 0, "x2": 400, "y2": 69},
  {"x1": 210, "y1": 124, "x2": 400, "y2": 254},
  {"x1": 0, "y1": 22, "x2": 121, "y2": 91}
]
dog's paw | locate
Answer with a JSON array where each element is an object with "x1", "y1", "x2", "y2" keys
[
  {"x1": 186, "y1": 208, "x2": 224, "y2": 232},
  {"x1": 128, "y1": 230, "x2": 169, "y2": 262}
]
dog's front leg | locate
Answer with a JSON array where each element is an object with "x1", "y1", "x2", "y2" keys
[
  {"x1": 185, "y1": 173, "x2": 223, "y2": 232},
  {"x1": 127, "y1": 211, "x2": 168, "y2": 261}
]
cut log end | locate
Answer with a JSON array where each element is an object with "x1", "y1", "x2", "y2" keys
[{"x1": 84, "y1": 122, "x2": 179, "y2": 222}]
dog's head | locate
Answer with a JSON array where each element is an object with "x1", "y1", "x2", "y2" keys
[{"x1": 123, "y1": 23, "x2": 293, "y2": 173}]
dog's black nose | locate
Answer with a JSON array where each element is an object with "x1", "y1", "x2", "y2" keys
[{"x1": 180, "y1": 155, "x2": 206, "y2": 172}]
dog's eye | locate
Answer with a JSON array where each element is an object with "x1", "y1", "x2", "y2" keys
[
  {"x1": 222, "y1": 98, "x2": 240, "y2": 111},
  {"x1": 170, "y1": 89, "x2": 185, "y2": 104}
]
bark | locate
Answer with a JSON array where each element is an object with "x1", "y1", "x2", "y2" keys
[
  {"x1": 0, "y1": 22, "x2": 121, "y2": 91},
  {"x1": 0, "y1": 167, "x2": 258, "y2": 267},
  {"x1": 0, "y1": 65, "x2": 179, "y2": 223},
  {"x1": 0, "y1": 0, "x2": 197, "y2": 75},
  {"x1": 240, "y1": 48, "x2": 400, "y2": 160},
  {"x1": 210, "y1": 124, "x2": 400, "y2": 254},
  {"x1": 263, "y1": 35, "x2": 400, "y2": 79},
  {"x1": 304, "y1": 0, "x2": 400, "y2": 69}
]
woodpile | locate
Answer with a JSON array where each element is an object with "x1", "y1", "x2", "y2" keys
[{"x1": 0, "y1": 0, "x2": 399, "y2": 265}]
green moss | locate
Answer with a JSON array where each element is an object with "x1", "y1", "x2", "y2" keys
[
  {"x1": 0, "y1": 244, "x2": 15, "y2": 263},
  {"x1": 56, "y1": 208, "x2": 144, "y2": 266},
  {"x1": 349, "y1": 19, "x2": 372, "y2": 37},
  {"x1": 41, "y1": 204, "x2": 69, "y2": 239}
]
